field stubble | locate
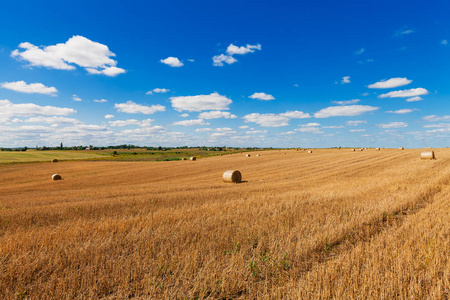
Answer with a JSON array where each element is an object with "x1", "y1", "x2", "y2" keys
[{"x1": 0, "y1": 149, "x2": 449, "y2": 299}]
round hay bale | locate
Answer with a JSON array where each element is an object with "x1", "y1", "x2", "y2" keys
[
  {"x1": 375, "y1": 148, "x2": 380, "y2": 151},
  {"x1": 190, "y1": 157, "x2": 196, "y2": 161},
  {"x1": 223, "y1": 170, "x2": 242, "y2": 183},
  {"x1": 399, "y1": 147, "x2": 404, "y2": 150},
  {"x1": 256, "y1": 154, "x2": 260, "y2": 157},
  {"x1": 351, "y1": 149, "x2": 355, "y2": 151},
  {"x1": 307, "y1": 150, "x2": 312, "y2": 153},
  {"x1": 182, "y1": 157, "x2": 187, "y2": 160},
  {"x1": 52, "y1": 174, "x2": 62, "y2": 181},
  {"x1": 245, "y1": 154, "x2": 251, "y2": 157},
  {"x1": 421, "y1": 151, "x2": 435, "y2": 160},
  {"x1": 52, "y1": 159, "x2": 58, "y2": 163},
  {"x1": 359, "y1": 148, "x2": 364, "y2": 151}
]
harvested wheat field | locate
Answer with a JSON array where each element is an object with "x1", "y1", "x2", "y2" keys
[{"x1": 1, "y1": 149, "x2": 449, "y2": 299}]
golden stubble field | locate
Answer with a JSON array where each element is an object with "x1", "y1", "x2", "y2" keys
[{"x1": 0, "y1": 149, "x2": 449, "y2": 299}]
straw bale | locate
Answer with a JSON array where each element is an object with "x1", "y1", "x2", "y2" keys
[
  {"x1": 421, "y1": 151, "x2": 435, "y2": 160},
  {"x1": 52, "y1": 159, "x2": 58, "y2": 163},
  {"x1": 52, "y1": 174, "x2": 62, "y2": 181},
  {"x1": 190, "y1": 157, "x2": 196, "y2": 161},
  {"x1": 223, "y1": 170, "x2": 242, "y2": 183}
]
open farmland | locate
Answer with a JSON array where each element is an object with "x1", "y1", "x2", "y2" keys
[{"x1": 0, "y1": 149, "x2": 449, "y2": 299}]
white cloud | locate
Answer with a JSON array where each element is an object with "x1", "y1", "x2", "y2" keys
[
  {"x1": 406, "y1": 96, "x2": 423, "y2": 102},
  {"x1": 249, "y1": 92, "x2": 275, "y2": 101},
  {"x1": 172, "y1": 119, "x2": 209, "y2": 126},
  {"x1": 160, "y1": 57, "x2": 183, "y2": 67},
  {"x1": 238, "y1": 125, "x2": 249, "y2": 129},
  {"x1": 386, "y1": 108, "x2": 417, "y2": 114},
  {"x1": 295, "y1": 127, "x2": 323, "y2": 133},
  {"x1": 93, "y1": 99, "x2": 108, "y2": 103},
  {"x1": 243, "y1": 113, "x2": 290, "y2": 127},
  {"x1": 146, "y1": 88, "x2": 170, "y2": 95},
  {"x1": 72, "y1": 95, "x2": 82, "y2": 101},
  {"x1": 423, "y1": 115, "x2": 450, "y2": 122},
  {"x1": 170, "y1": 92, "x2": 232, "y2": 112},
  {"x1": 280, "y1": 131, "x2": 296, "y2": 135},
  {"x1": 441, "y1": 40, "x2": 448, "y2": 45},
  {"x1": 114, "y1": 101, "x2": 166, "y2": 114},
  {"x1": 299, "y1": 122, "x2": 320, "y2": 127},
  {"x1": 354, "y1": 48, "x2": 365, "y2": 55},
  {"x1": 11, "y1": 35, "x2": 125, "y2": 76},
  {"x1": 368, "y1": 77, "x2": 412, "y2": 89},
  {"x1": 198, "y1": 111, "x2": 237, "y2": 119},
  {"x1": 279, "y1": 111, "x2": 311, "y2": 119},
  {"x1": 423, "y1": 123, "x2": 450, "y2": 129},
  {"x1": 108, "y1": 119, "x2": 141, "y2": 127},
  {"x1": 226, "y1": 44, "x2": 261, "y2": 55},
  {"x1": 358, "y1": 59, "x2": 374, "y2": 64},
  {"x1": 104, "y1": 114, "x2": 114, "y2": 119},
  {"x1": 180, "y1": 113, "x2": 189, "y2": 117},
  {"x1": 24, "y1": 116, "x2": 82, "y2": 124},
  {"x1": 1, "y1": 81, "x2": 58, "y2": 95},
  {"x1": 213, "y1": 43, "x2": 261, "y2": 66},
  {"x1": 349, "y1": 129, "x2": 366, "y2": 132},
  {"x1": 360, "y1": 92, "x2": 370, "y2": 97},
  {"x1": 0, "y1": 99, "x2": 76, "y2": 117},
  {"x1": 378, "y1": 88, "x2": 429, "y2": 98},
  {"x1": 341, "y1": 76, "x2": 351, "y2": 84},
  {"x1": 346, "y1": 120, "x2": 367, "y2": 126},
  {"x1": 246, "y1": 130, "x2": 268, "y2": 134},
  {"x1": 376, "y1": 122, "x2": 408, "y2": 129},
  {"x1": 195, "y1": 128, "x2": 212, "y2": 132},
  {"x1": 323, "y1": 125, "x2": 344, "y2": 129},
  {"x1": 394, "y1": 27, "x2": 415, "y2": 37},
  {"x1": 212, "y1": 54, "x2": 237, "y2": 66},
  {"x1": 314, "y1": 105, "x2": 379, "y2": 118},
  {"x1": 332, "y1": 99, "x2": 360, "y2": 105}
]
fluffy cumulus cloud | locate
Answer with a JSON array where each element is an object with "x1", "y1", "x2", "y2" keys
[
  {"x1": 1, "y1": 81, "x2": 57, "y2": 95},
  {"x1": 423, "y1": 115, "x2": 450, "y2": 122},
  {"x1": 213, "y1": 43, "x2": 261, "y2": 66},
  {"x1": 0, "y1": 99, "x2": 76, "y2": 117},
  {"x1": 299, "y1": 122, "x2": 320, "y2": 127},
  {"x1": 346, "y1": 120, "x2": 367, "y2": 126},
  {"x1": 406, "y1": 96, "x2": 423, "y2": 102},
  {"x1": 368, "y1": 77, "x2": 412, "y2": 89},
  {"x1": 378, "y1": 88, "x2": 429, "y2": 98},
  {"x1": 114, "y1": 101, "x2": 166, "y2": 114},
  {"x1": 11, "y1": 35, "x2": 125, "y2": 76},
  {"x1": 249, "y1": 92, "x2": 275, "y2": 101},
  {"x1": 146, "y1": 88, "x2": 170, "y2": 95},
  {"x1": 93, "y1": 99, "x2": 108, "y2": 103},
  {"x1": 198, "y1": 111, "x2": 237, "y2": 119},
  {"x1": 349, "y1": 129, "x2": 365, "y2": 132},
  {"x1": 295, "y1": 127, "x2": 323, "y2": 133},
  {"x1": 332, "y1": 99, "x2": 360, "y2": 105},
  {"x1": 243, "y1": 110, "x2": 309, "y2": 127},
  {"x1": 341, "y1": 76, "x2": 351, "y2": 84},
  {"x1": 108, "y1": 119, "x2": 154, "y2": 127},
  {"x1": 212, "y1": 54, "x2": 237, "y2": 66},
  {"x1": 160, "y1": 57, "x2": 183, "y2": 67},
  {"x1": 170, "y1": 92, "x2": 232, "y2": 112},
  {"x1": 376, "y1": 122, "x2": 408, "y2": 129},
  {"x1": 72, "y1": 95, "x2": 82, "y2": 101},
  {"x1": 246, "y1": 130, "x2": 268, "y2": 134},
  {"x1": 104, "y1": 114, "x2": 114, "y2": 119},
  {"x1": 172, "y1": 119, "x2": 209, "y2": 126},
  {"x1": 24, "y1": 116, "x2": 82, "y2": 124},
  {"x1": 314, "y1": 105, "x2": 379, "y2": 118}
]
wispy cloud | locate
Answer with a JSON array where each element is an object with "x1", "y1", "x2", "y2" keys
[
  {"x1": 393, "y1": 26, "x2": 415, "y2": 37},
  {"x1": 379, "y1": 88, "x2": 428, "y2": 98},
  {"x1": 314, "y1": 105, "x2": 378, "y2": 118},
  {"x1": 146, "y1": 88, "x2": 170, "y2": 95},
  {"x1": 1, "y1": 81, "x2": 57, "y2": 95},
  {"x1": 376, "y1": 122, "x2": 408, "y2": 129},
  {"x1": 170, "y1": 92, "x2": 232, "y2": 112},
  {"x1": 332, "y1": 99, "x2": 360, "y2": 105},
  {"x1": 354, "y1": 48, "x2": 365, "y2": 55},
  {"x1": 115, "y1": 101, "x2": 166, "y2": 114},
  {"x1": 386, "y1": 108, "x2": 417, "y2": 114},
  {"x1": 368, "y1": 77, "x2": 412, "y2": 89},
  {"x1": 341, "y1": 76, "x2": 351, "y2": 84}
]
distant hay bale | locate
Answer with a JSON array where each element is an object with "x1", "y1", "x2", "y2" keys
[
  {"x1": 421, "y1": 151, "x2": 435, "y2": 160},
  {"x1": 307, "y1": 150, "x2": 312, "y2": 153},
  {"x1": 351, "y1": 149, "x2": 355, "y2": 151},
  {"x1": 182, "y1": 158, "x2": 187, "y2": 160},
  {"x1": 190, "y1": 157, "x2": 196, "y2": 161},
  {"x1": 359, "y1": 148, "x2": 364, "y2": 151},
  {"x1": 399, "y1": 147, "x2": 404, "y2": 150},
  {"x1": 245, "y1": 154, "x2": 251, "y2": 157},
  {"x1": 52, "y1": 159, "x2": 58, "y2": 163},
  {"x1": 256, "y1": 154, "x2": 260, "y2": 157},
  {"x1": 223, "y1": 170, "x2": 242, "y2": 183},
  {"x1": 375, "y1": 148, "x2": 380, "y2": 151},
  {"x1": 52, "y1": 174, "x2": 62, "y2": 181}
]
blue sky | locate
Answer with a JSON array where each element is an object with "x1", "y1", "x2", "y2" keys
[{"x1": 0, "y1": 0, "x2": 449, "y2": 148}]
